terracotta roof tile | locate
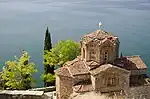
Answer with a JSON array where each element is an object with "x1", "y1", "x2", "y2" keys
[
  {"x1": 86, "y1": 61, "x2": 100, "y2": 66},
  {"x1": 73, "y1": 84, "x2": 93, "y2": 93},
  {"x1": 55, "y1": 67, "x2": 72, "y2": 77},
  {"x1": 90, "y1": 64, "x2": 130, "y2": 75},
  {"x1": 114, "y1": 56, "x2": 147, "y2": 70},
  {"x1": 82, "y1": 30, "x2": 118, "y2": 44},
  {"x1": 126, "y1": 55, "x2": 147, "y2": 70},
  {"x1": 68, "y1": 58, "x2": 89, "y2": 76},
  {"x1": 90, "y1": 64, "x2": 114, "y2": 75},
  {"x1": 84, "y1": 30, "x2": 114, "y2": 39},
  {"x1": 85, "y1": 61, "x2": 100, "y2": 70},
  {"x1": 56, "y1": 56, "x2": 89, "y2": 77},
  {"x1": 114, "y1": 57, "x2": 130, "y2": 68},
  {"x1": 65, "y1": 56, "x2": 80, "y2": 66}
]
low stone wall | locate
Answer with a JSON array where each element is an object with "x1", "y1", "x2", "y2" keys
[
  {"x1": 0, "y1": 86, "x2": 56, "y2": 99},
  {"x1": 29, "y1": 86, "x2": 56, "y2": 92},
  {"x1": 0, "y1": 90, "x2": 48, "y2": 99}
]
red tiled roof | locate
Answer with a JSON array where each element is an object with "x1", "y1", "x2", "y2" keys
[
  {"x1": 114, "y1": 55, "x2": 147, "y2": 70},
  {"x1": 84, "y1": 30, "x2": 114, "y2": 39},
  {"x1": 55, "y1": 56, "x2": 89, "y2": 77},
  {"x1": 85, "y1": 61, "x2": 100, "y2": 70},
  {"x1": 64, "y1": 56, "x2": 80, "y2": 66},
  {"x1": 126, "y1": 55, "x2": 147, "y2": 70},
  {"x1": 73, "y1": 84, "x2": 93, "y2": 93},
  {"x1": 68, "y1": 58, "x2": 89, "y2": 76},
  {"x1": 55, "y1": 55, "x2": 146, "y2": 78},
  {"x1": 82, "y1": 30, "x2": 118, "y2": 44},
  {"x1": 86, "y1": 61, "x2": 100, "y2": 66},
  {"x1": 55, "y1": 67, "x2": 72, "y2": 77},
  {"x1": 90, "y1": 64, "x2": 130, "y2": 75}
]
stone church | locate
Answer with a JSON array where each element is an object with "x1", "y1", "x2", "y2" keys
[{"x1": 55, "y1": 30, "x2": 150, "y2": 99}]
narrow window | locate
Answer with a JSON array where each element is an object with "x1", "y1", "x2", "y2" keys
[
  {"x1": 111, "y1": 78, "x2": 116, "y2": 85},
  {"x1": 90, "y1": 49, "x2": 96, "y2": 60},
  {"x1": 90, "y1": 44, "x2": 94, "y2": 47},
  {"x1": 83, "y1": 48, "x2": 85, "y2": 59},
  {"x1": 104, "y1": 51, "x2": 108, "y2": 62},
  {"x1": 107, "y1": 76, "x2": 118, "y2": 87},
  {"x1": 92, "y1": 51, "x2": 95, "y2": 54}
]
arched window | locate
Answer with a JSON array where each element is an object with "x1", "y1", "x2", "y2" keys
[
  {"x1": 83, "y1": 48, "x2": 85, "y2": 59},
  {"x1": 106, "y1": 76, "x2": 119, "y2": 87},
  {"x1": 89, "y1": 49, "x2": 96, "y2": 60}
]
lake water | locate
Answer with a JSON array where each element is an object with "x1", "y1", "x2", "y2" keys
[{"x1": 0, "y1": 0, "x2": 150, "y2": 87}]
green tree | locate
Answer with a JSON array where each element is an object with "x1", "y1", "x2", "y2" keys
[
  {"x1": 0, "y1": 50, "x2": 37, "y2": 90},
  {"x1": 43, "y1": 27, "x2": 55, "y2": 86},
  {"x1": 42, "y1": 40, "x2": 80, "y2": 85},
  {"x1": 44, "y1": 27, "x2": 52, "y2": 51},
  {"x1": 44, "y1": 40, "x2": 81, "y2": 67}
]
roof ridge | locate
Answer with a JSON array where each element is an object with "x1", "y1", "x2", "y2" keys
[
  {"x1": 55, "y1": 66, "x2": 72, "y2": 77},
  {"x1": 83, "y1": 60, "x2": 90, "y2": 71},
  {"x1": 90, "y1": 64, "x2": 130, "y2": 75},
  {"x1": 82, "y1": 30, "x2": 118, "y2": 44},
  {"x1": 125, "y1": 55, "x2": 140, "y2": 58},
  {"x1": 65, "y1": 56, "x2": 80, "y2": 66},
  {"x1": 66, "y1": 66, "x2": 73, "y2": 77},
  {"x1": 109, "y1": 64, "x2": 130, "y2": 73},
  {"x1": 89, "y1": 60, "x2": 99, "y2": 65}
]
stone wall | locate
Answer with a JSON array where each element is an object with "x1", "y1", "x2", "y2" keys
[
  {"x1": 91, "y1": 67, "x2": 130, "y2": 93},
  {"x1": 29, "y1": 86, "x2": 56, "y2": 92},
  {"x1": 0, "y1": 90, "x2": 50, "y2": 99},
  {"x1": 58, "y1": 76, "x2": 73, "y2": 99},
  {"x1": 130, "y1": 69, "x2": 147, "y2": 75}
]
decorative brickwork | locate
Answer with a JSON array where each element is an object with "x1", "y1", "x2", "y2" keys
[{"x1": 55, "y1": 29, "x2": 149, "y2": 99}]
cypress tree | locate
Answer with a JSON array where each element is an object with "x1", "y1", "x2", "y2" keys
[
  {"x1": 44, "y1": 27, "x2": 52, "y2": 51},
  {"x1": 44, "y1": 27, "x2": 55, "y2": 86},
  {"x1": 120, "y1": 52, "x2": 123, "y2": 58}
]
